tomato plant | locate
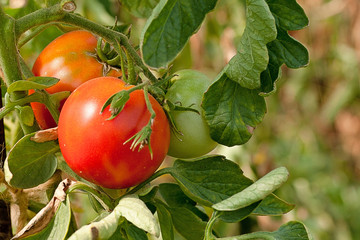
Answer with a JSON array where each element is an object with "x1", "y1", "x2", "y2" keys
[
  {"x1": 0, "y1": 1, "x2": 312, "y2": 240},
  {"x1": 58, "y1": 76, "x2": 170, "y2": 189},
  {"x1": 30, "y1": 30, "x2": 121, "y2": 129},
  {"x1": 166, "y1": 69, "x2": 217, "y2": 159}
]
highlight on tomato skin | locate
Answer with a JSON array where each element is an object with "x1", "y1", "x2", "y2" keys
[
  {"x1": 30, "y1": 30, "x2": 121, "y2": 129},
  {"x1": 58, "y1": 77, "x2": 170, "y2": 189}
]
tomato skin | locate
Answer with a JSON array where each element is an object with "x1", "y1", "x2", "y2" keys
[
  {"x1": 166, "y1": 70, "x2": 217, "y2": 159},
  {"x1": 31, "y1": 30, "x2": 121, "y2": 129},
  {"x1": 58, "y1": 77, "x2": 170, "y2": 189}
]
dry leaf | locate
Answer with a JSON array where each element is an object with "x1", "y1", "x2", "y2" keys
[
  {"x1": 30, "y1": 127, "x2": 58, "y2": 143},
  {"x1": 12, "y1": 178, "x2": 75, "y2": 239}
]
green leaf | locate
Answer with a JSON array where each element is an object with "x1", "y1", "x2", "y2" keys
[
  {"x1": 267, "y1": 27, "x2": 309, "y2": 69},
  {"x1": 118, "y1": 196, "x2": 158, "y2": 236},
  {"x1": 168, "y1": 206, "x2": 207, "y2": 240},
  {"x1": 168, "y1": 156, "x2": 253, "y2": 206},
  {"x1": 154, "y1": 200, "x2": 174, "y2": 240},
  {"x1": 226, "y1": 221, "x2": 310, "y2": 240},
  {"x1": 271, "y1": 221, "x2": 310, "y2": 240},
  {"x1": 138, "y1": 185, "x2": 159, "y2": 203},
  {"x1": 259, "y1": 49, "x2": 281, "y2": 96},
  {"x1": 141, "y1": 0, "x2": 218, "y2": 68},
  {"x1": 16, "y1": 105, "x2": 35, "y2": 126},
  {"x1": 159, "y1": 183, "x2": 198, "y2": 208},
  {"x1": 159, "y1": 183, "x2": 208, "y2": 221},
  {"x1": 122, "y1": 221, "x2": 148, "y2": 240},
  {"x1": 68, "y1": 196, "x2": 159, "y2": 239},
  {"x1": 121, "y1": 0, "x2": 160, "y2": 18},
  {"x1": 226, "y1": 0, "x2": 277, "y2": 89},
  {"x1": 7, "y1": 77, "x2": 59, "y2": 93},
  {"x1": 202, "y1": 73, "x2": 266, "y2": 146},
  {"x1": 218, "y1": 202, "x2": 260, "y2": 223},
  {"x1": 5, "y1": 133, "x2": 59, "y2": 189},
  {"x1": 266, "y1": 0, "x2": 309, "y2": 30},
  {"x1": 213, "y1": 167, "x2": 289, "y2": 211},
  {"x1": 259, "y1": 0, "x2": 309, "y2": 96},
  {"x1": 253, "y1": 194, "x2": 294, "y2": 216}
]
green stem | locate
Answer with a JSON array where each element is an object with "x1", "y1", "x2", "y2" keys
[
  {"x1": 17, "y1": 23, "x2": 56, "y2": 49},
  {"x1": 218, "y1": 232, "x2": 273, "y2": 240},
  {"x1": 14, "y1": 0, "x2": 76, "y2": 39},
  {"x1": 18, "y1": 55, "x2": 34, "y2": 79},
  {"x1": 125, "y1": 48, "x2": 136, "y2": 85},
  {"x1": 15, "y1": 6, "x2": 158, "y2": 84},
  {"x1": 0, "y1": 8, "x2": 23, "y2": 87},
  {"x1": 18, "y1": 56, "x2": 65, "y2": 125},
  {"x1": 118, "y1": 43, "x2": 127, "y2": 83},
  {"x1": 67, "y1": 182, "x2": 114, "y2": 211},
  {"x1": 0, "y1": 92, "x2": 43, "y2": 120},
  {"x1": 127, "y1": 168, "x2": 171, "y2": 195},
  {"x1": 0, "y1": 90, "x2": 67, "y2": 125},
  {"x1": 60, "y1": 14, "x2": 158, "y2": 84},
  {"x1": 204, "y1": 211, "x2": 220, "y2": 240},
  {"x1": 0, "y1": 6, "x2": 38, "y2": 134}
]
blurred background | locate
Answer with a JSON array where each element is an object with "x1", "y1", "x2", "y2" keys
[{"x1": 3, "y1": 0, "x2": 360, "y2": 239}]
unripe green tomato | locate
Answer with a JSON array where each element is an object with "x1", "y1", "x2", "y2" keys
[{"x1": 166, "y1": 69, "x2": 217, "y2": 159}]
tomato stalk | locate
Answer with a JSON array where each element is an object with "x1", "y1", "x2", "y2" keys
[
  {"x1": 126, "y1": 168, "x2": 172, "y2": 196},
  {"x1": 124, "y1": 47, "x2": 137, "y2": 85},
  {"x1": 118, "y1": 42, "x2": 128, "y2": 83},
  {"x1": 17, "y1": 23, "x2": 58, "y2": 49},
  {"x1": 14, "y1": 3, "x2": 158, "y2": 85},
  {"x1": 14, "y1": 0, "x2": 76, "y2": 39}
]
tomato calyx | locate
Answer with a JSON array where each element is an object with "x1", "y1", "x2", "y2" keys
[
  {"x1": 96, "y1": 37, "x2": 119, "y2": 66},
  {"x1": 100, "y1": 83, "x2": 156, "y2": 157},
  {"x1": 162, "y1": 99, "x2": 201, "y2": 142},
  {"x1": 124, "y1": 117, "x2": 154, "y2": 156},
  {"x1": 101, "y1": 90, "x2": 131, "y2": 120},
  {"x1": 164, "y1": 100, "x2": 200, "y2": 114},
  {"x1": 123, "y1": 86, "x2": 156, "y2": 158}
]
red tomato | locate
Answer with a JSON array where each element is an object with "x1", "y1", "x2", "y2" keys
[
  {"x1": 31, "y1": 30, "x2": 121, "y2": 129},
  {"x1": 58, "y1": 77, "x2": 170, "y2": 189}
]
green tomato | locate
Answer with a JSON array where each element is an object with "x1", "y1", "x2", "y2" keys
[{"x1": 166, "y1": 69, "x2": 217, "y2": 159}]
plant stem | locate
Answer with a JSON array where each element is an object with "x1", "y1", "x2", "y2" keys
[
  {"x1": 14, "y1": 1, "x2": 76, "y2": 39},
  {"x1": 17, "y1": 23, "x2": 56, "y2": 49},
  {"x1": 0, "y1": 6, "x2": 38, "y2": 134},
  {"x1": 0, "y1": 81, "x2": 12, "y2": 238},
  {"x1": 127, "y1": 168, "x2": 171, "y2": 195},
  {"x1": 60, "y1": 13, "x2": 158, "y2": 84},
  {"x1": 67, "y1": 182, "x2": 114, "y2": 211},
  {"x1": 14, "y1": 5, "x2": 158, "y2": 84},
  {"x1": 0, "y1": 8, "x2": 23, "y2": 87},
  {"x1": 203, "y1": 211, "x2": 220, "y2": 240}
]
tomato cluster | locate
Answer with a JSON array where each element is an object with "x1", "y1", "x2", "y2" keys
[
  {"x1": 31, "y1": 31, "x2": 217, "y2": 189},
  {"x1": 31, "y1": 30, "x2": 121, "y2": 129}
]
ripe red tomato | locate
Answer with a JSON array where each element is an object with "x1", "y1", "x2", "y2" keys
[
  {"x1": 31, "y1": 30, "x2": 121, "y2": 129},
  {"x1": 58, "y1": 77, "x2": 170, "y2": 189}
]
